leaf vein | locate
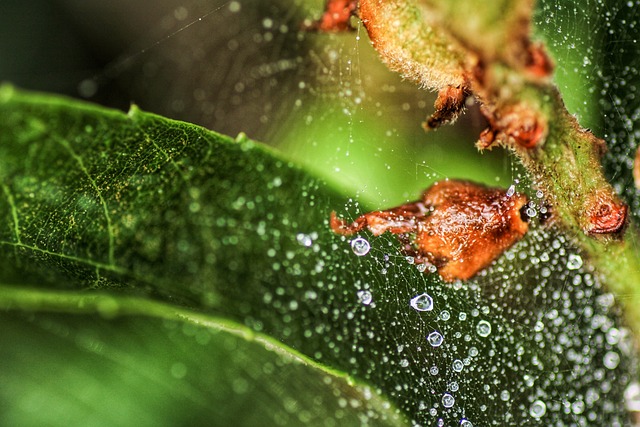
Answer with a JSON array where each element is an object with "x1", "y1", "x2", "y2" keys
[
  {"x1": 1, "y1": 183, "x2": 21, "y2": 244},
  {"x1": 56, "y1": 137, "x2": 116, "y2": 266}
]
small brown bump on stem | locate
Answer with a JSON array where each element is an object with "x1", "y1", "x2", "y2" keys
[
  {"x1": 305, "y1": 0, "x2": 358, "y2": 32},
  {"x1": 523, "y1": 42, "x2": 554, "y2": 78},
  {"x1": 422, "y1": 85, "x2": 469, "y2": 130},
  {"x1": 500, "y1": 103, "x2": 547, "y2": 149},
  {"x1": 477, "y1": 127, "x2": 496, "y2": 150},
  {"x1": 477, "y1": 103, "x2": 547, "y2": 150},
  {"x1": 584, "y1": 191, "x2": 628, "y2": 235}
]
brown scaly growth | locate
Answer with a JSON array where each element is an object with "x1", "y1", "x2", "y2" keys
[
  {"x1": 477, "y1": 102, "x2": 548, "y2": 150},
  {"x1": 422, "y1": 85, "x2": 469, "y2": 130},
  {"x1": 331, "y1": 180, "x2": 529, "y2": 282}
]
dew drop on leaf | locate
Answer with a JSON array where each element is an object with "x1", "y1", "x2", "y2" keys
[
  {"x1": 604, "y1": 351, "x2": 621, "y2": 369},
  {"x1": 410, "y1": 293, "x2": 434, "y2": 311},
  {"x1": 529, "y1": 400, "x2": 547, "y2": 418},
  {"x1": 357, "y1": 290, "x2": 373, "y2": 305},
  {"x1": 296, "y1": 233, "x2": 313, "y2": 247},
  {"x1": 427, "y1": 331, "x2": 444, "y2": 347},
  {"x1": 566, "y1": 253, "x2": 583, "y2": 270},
  {"x1": 442, "y1": 393, "x2": 455, "y2": 408},
  {"x1": 476, "y1": 320, "x2": 492, "y2": 337},
  {"x1": 350, "y1": 237, "x2": 370, "y2": 256},
  {"x1": 571, "y1": 400, "x2": 585, "y2": 415},
  {"x1": 625, "y1": 382, "x2": 640, "y2": 412}
]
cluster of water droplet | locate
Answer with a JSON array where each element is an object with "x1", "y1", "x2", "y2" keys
[{"x1": 283, "y1": 219, "x2": 637, "y2": 426}]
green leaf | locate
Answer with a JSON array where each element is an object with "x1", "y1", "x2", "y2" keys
[
  {"x1": 0, "y1": 286, "x2": 404, "y2": 427},
  {"x1": 0, "y1": 86, "x2": 636, "y2": 425}
]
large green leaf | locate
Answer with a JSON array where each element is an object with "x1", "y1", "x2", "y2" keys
[
  {"x1": 0, "y1": 286, "x2": 404, "y2": 427},
  {"x1": 0, "y1": 86, "x2": 636, "y2": 425}
]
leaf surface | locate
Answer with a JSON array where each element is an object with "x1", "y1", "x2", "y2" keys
[{"x1": 0, "y1": 86, "x2": 635, "y2": 425}]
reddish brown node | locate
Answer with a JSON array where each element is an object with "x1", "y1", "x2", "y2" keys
[
  {"x1": 503, "y1": 108, "x2": 546, "y2": 149},
  {"x1": 477, "y1": 127, "x2": 496, "y2": 150},
  {"x1": 524, "y1": 43, "x2": 554, "y2": 78},
  {"x1": 306, "y1": 0, "x2": 358, "y2": 32},
  {"x1": 478, "y1": 103, "x2": 547, "y2": 150},
  {"x1": 584, "y1": 193, "x2": 628, "y2": 235},
  {"x1": 330, "y1": 180, "x2": 529, "y2": 282}
]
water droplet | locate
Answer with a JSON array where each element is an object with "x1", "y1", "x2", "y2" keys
[
  {"x1": 405, "y1": 256, "x2": 415, "y2": 264},
  {"x1": 566, "y1": 254, "x2": 583, "y2": 270},
  {"x1": 506, "y1": 185, "x2": 516, "y2": 197},
  {"x1": 429, "y1": 366, "x2": 439, "y2": 375},
  {"x1": 459, "y1": 312, "x2": 467, "y2": 321},
  {"x1": 625, "y1": 382, "x2": 640, "y2": 411},
  {"x1": 452, "y1": 359, "x2": 464, "y2": 372},
  {"x1": 228, "y1": 1, "x2": 241, "y2": 13},
  {"x1": 170, "y1": 362, "x2": 187, "y2": 379},
  {"x1": 529, "y1": 400, "x2": 546, "y2": 418},
  {"x1": 440, "y1": 310, "x2": 451, "y2": 321},
  {"x1": 442, "y1": 393, "x2": 455, "y2": 408},
  {"x1": 603, "y1": 351, "x2": 620, "y2": 369},
  {"x1": 500, "y1": 390, "x2": 510, "y2": 401},
  {"x1": 449, "y1": 381, "x2": 459, "y2": 392},
  {"x1": 606, "y1": 327, "x2": 621, "y2": 345},
  {"x1": 416, "y1": 263, "x2": 427, "y2": 272},
  {"x1": 571, "y1": 400, "x2": 585, "y2": 415},
  {"x1": 296, "y1": 233, "x2": 313, "y2": 247},
  {"x1": 428, "y1": 264, "x2": 437, "y2": 273},
  {"x1": 357, "y1": 290, "x2": 373, "y2": 305},
  {"x1": 399, "y1": 359, "x2": 409, "y2": 368},
  {"x1": 460, "y1": 420, "x2": 473, "y2": 427},
  {"x1": 350, "y1": 237, "x2": 370, "y2": 256},
  {"x1": 476, "y1": 320, "x2": 492, "y2": 337},
  {"x1": 427, "y1": 331, "x2": 444, "y2": 347},
  {"x1": 410, "y1": 293, "x2": 434, "y2": 311}
]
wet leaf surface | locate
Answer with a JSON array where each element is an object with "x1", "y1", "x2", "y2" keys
[{"x1": 0, "y1": 87, "x2": 636, "y2": 425}]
